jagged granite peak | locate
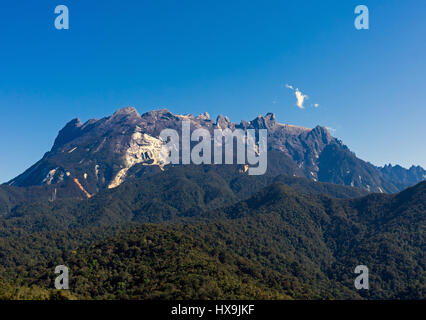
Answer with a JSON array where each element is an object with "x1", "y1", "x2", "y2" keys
[
  {"x1": 215, "y1": 114, "x2": 231, "y2": 129},
  {"x1": 248, "y1": 113, "x2": 278, "y2": 130},
  {"x1": 6, "y1": 107, "x2": 425, "y2": 195},
  {"x1": 105, "y1": 106, "x2": 142, "y2": 128},
  {"x1": 138, "y1": 108, "x2": 212, "y2": 137},
  {"x1": 264, "y1": 112, "x2": 276, "y2": 125},
  {"x1": 197, "y1": 112, "x2": 211, "y2": 120},
  {"x1": 9, "y1": 107, "x2": 168, "y2": 193},
  {"x1": 380, "y1": 163, "x2": 426, "y2": 190},
  {"x1": 51, "y1": 118, "x2": 83, "y2": 151},
  {"x1": 141, "y1": 108, "x2": 173, "y2": 117},
  {"x1": 68, "y1": 118, "x2": 83, "y2": 127},
  {"x1": 112, "y1": 106, "x2": 141, "y2": 117},
  {"x1": 305, "y1": 125, "x2": 334, "y2": 145}
]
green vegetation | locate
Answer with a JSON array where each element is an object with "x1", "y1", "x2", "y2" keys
[{"x1": 0, "y1": 167, "x2": 424, "y2": 300}]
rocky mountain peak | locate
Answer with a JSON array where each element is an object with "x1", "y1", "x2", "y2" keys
[
  {"x1": 215, "y1": 115, "x2": 230, "y2": 129},
  {"x1": 265, "y1": 112, "x2": 276, "y2": 121},
  {"x1": 7, "y1": 107, "x2": 425, "y2": 196},
  {"x1": 112, "y1": 106, "x2": 141, "y2": 118},
  {"x1": 140, "y1": 109, "x2": 175, "y2": 121},
  {"x1": 197, "y1": 112, "x2": 211, "y2": 120},
  {"x1": 249, "y1": 113, "x2": 277, "y2": 130},
  {"x1": 51, "y1": 118, "x2": 83, "y2": 151},
  {"x1": 309, "y1": 125, "x2": 333, "y2": 144}
]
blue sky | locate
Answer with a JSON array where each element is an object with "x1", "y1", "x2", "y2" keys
[{"x1": 0, "y1": 0, "x2": 425, "y2": 183}]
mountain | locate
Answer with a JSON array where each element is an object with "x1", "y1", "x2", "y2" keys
[
  {"x1": 0, "y1": 179, "x2": 91, "y2": 215},
  {"x1": 0, "y1": 107, "x2": 423, "y2": 300},
  {"x1": 5, "y1": 107, "x2": 425, "y2": 196},
  {"x1": 380, "y1": 164, "x2": 426, "y2": 190}
]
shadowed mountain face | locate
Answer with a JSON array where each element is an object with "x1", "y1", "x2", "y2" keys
[
  {"x1": 380, "y1": 164, "x2": 426, "y2": 190},
  {"x1": 0, "y1": 165, "x2": 370, "y2": 231},
  {"x1": 5, "y1": 107, "x2": 425, "y2": 195}
]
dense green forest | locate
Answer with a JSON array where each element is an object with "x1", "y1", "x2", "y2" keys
[{"x1": 0, "y1": 166, "x2": 424, "y2": 299}]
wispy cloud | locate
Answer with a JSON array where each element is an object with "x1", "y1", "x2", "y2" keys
[
  {"x1": 294, "y1": 88, "x2": 308, "y2": 109},
  {"x1": 285, "y1": 84, "x2": 308, "y2": 109},
  {"x1": 325, "y1": 126, "x2": 336, "y2": 134},
  {"x1": 285, "y1": 84, "x2": 319, "y2": 109}
]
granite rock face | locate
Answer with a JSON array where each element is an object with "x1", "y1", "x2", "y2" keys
[{"x1": 6, "y1": 107, "x2": 425, "y2": 195}]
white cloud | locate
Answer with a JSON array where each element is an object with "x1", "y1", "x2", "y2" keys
[
  {"x1": 325, "y1": 126, "x2": 336, "y2": 134},
  {"x1": 285, "y1": 83, "x2": 309, "y2": 109},
  {"x1": 294, "y1": 88, "x2": 308, "y2": 109},
  {"x1": 285, "y1": 84, "x2": 319, "y2": 109}
]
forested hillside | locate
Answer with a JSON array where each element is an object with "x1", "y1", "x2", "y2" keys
[{"x1": 0, "y1": 167, "x2": 423, "y2": 299}]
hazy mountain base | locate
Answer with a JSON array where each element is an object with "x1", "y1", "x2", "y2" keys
[{"x1": 0, "y1": 167, "x2": 423, "y2": 300}]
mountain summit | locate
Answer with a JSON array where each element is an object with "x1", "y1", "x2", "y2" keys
[{"x1": 6, "y1": 107, "x2": 425, "y2": 197}]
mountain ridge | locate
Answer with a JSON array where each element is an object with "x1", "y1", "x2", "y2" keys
[{"x1": 5, "y1": 107, "x2": 425, "y2": 195}]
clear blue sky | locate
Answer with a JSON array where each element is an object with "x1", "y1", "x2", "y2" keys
[{"x1": 0, "y1": 0, "x2": 425, "y2": 183}]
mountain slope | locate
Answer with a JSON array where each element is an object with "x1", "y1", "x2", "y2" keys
[
  {"x1": 0, "y1": 173, "x2": 423, "y2": 299},
  {"x1": 0, "y1": 165, "x2": 368, "y2": 235},
  {"x1": 5, "y1": 107, "x2": 424, "y2": 194},
  {"x1": 380, "y1": 164, "x2": 426, "y2": 190}
]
